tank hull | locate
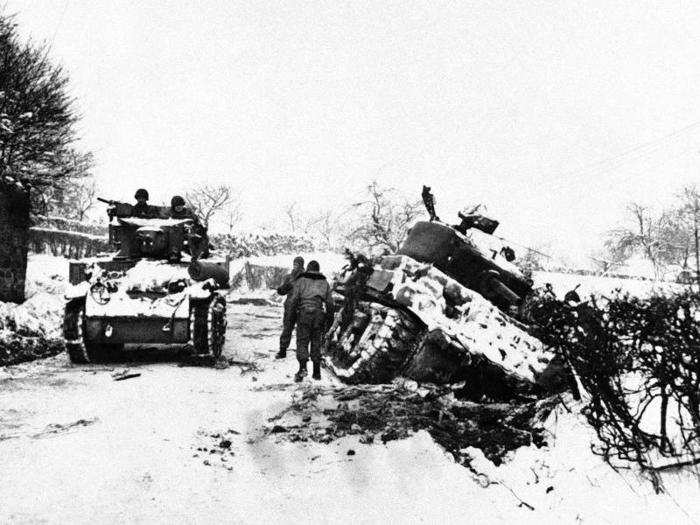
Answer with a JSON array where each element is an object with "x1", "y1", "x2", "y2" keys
[{"x1": 84, "y1": 316, "x2": 189, "y2": 344}]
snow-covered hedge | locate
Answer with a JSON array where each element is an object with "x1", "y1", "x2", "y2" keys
[
  {"x1": 210, "y1": 232, "x2": 314, "y2": 258},
  {"x1": 529, "y1": 289, "x2": 700, "y2": 470},
  {"x1": 29, "y1": 227, "x2": 109, "y2": 259},
  {"x1": 32, "y1": 215, "x2": 107, "y2": 236}
]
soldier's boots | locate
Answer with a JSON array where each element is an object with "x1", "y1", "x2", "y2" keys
[
  {"x1": 312, "y1": 361, "x2": 321, "y2": 381},
  {"x1": 294, "y1": 360, "x2": 307, "y2": 382},
  {"x1": 274, "y1": 349, "x2": 286, "y2": 359}
]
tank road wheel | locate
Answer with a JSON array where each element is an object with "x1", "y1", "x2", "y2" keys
[
  {"x1": 326, "y1": 302, "x2": 423, "y2": 383},
  {"x1": 190, "y1": 295, "x2": 227, "y2": 358},
  {"x1": 64, "y1": 300, "x2": 120, "y2": 364}
]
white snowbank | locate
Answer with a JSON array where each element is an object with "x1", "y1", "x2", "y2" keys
[
  {"x1": 533, "y1": 270, "x2": 687, "y2": 299},
  {"x1": 0, "y1": 255, "x2": 68, "y2": 338},
  {"x1": 463, "y1": 400, "x2": 700, "y2": 523},
  {"x1": 25, "y1": 253, "x2": 69, "y2": 297}
]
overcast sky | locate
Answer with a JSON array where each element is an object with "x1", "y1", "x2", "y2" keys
[{"x1": 6, "y1": 1, "x2": 700, "y2": 264}]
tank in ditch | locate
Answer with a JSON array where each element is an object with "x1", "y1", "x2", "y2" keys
[
  {"x1": 63, "y1": 198, "x2": 229, "y2": 363},
  {"x1": 323, "y1": 191, "x2": 568, "y2": 398}
]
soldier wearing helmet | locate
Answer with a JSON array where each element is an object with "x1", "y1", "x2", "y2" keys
[
  {"x1": 132, "y1": 188, "x2": 154, "y2": 218},
  {"x1": 170, "y1": 195, "x2": 207, "y2": 258},
  {"x1": 288, "y1": 260, "x2": 334, "y2": 382},
  {"x1": 169, "y1": 195, "x2": 198, "y2": 223},
  {"x1": 274, "y1": 255, "x2": 305, "y2": 360}
]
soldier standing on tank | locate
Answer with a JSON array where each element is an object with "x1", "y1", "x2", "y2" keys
[
  {"x1": 274, "y1": 256, "x2": 304, "y2": 359},
  {"x1": 132, "y1": 188, "x2": 153, "y2": 218},
  {"x1": 288, "y1": 260, "x2": 334, "y2": 382}
]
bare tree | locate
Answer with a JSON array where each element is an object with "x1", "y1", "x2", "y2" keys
[
  {"x1": 349, "y1": 181, "x2": 424, "y2": 253},
  {"x1": 185, "y1": 184, "x2": 232, "y2": 228},
  {"x1": 225, "y1": 200, "x2": 243, "y2": 233},
  {"x1": 306, "y1": 206, "x2": 354, "y2": 250},
  {"x1": 605, "y1": 203, "x2": 676, "y2": 278},
  {"x1": 516, "y1": 248, "x2": 545, "y2": 276},
  {"x1": 283, "y1": 202, "x2": 300, "y2": 233},
  {"x1": 676, "y1": 185, "x2": 700, "y2": 285}
]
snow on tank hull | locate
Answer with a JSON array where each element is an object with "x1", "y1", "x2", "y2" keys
[
  {"x1": 64, "y1": 259, "x2": 227, "y2": 363},
  {"x1": 325, "y1": 255, "x2": 565, "y2": 397}
]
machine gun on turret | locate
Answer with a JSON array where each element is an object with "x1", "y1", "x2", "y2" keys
[{"x1": 97, "y1": 197, "x2": 133, "y2": 219}]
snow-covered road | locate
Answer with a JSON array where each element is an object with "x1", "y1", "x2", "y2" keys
[
  {"x1": 0, "y1": 304, "x2": 491, "y2": 524},
  {"x1": 1, "y1": 303, "x2": 697, "y2": 524}
]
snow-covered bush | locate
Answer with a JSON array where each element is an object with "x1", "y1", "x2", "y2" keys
[
  {"x1": 528, "y1": 289, "x2": 700, "y2": 472},
  {"x1": 210, "y1": 232, "x2": 314, "y2": 258}
]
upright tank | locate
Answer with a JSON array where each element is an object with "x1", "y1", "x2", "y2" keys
[{"x1": 63, "y1": 199, "x2": 229, "y2": 363}]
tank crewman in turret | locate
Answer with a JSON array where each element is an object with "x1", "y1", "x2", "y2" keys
[
  {"x1": 169, "y1": 195, "x2": 199, "y2": 222},
  {"x1": 132, "y1": 188, "x2": 154, "y2": 218},
  {"x1": 288, "y1": 260, "x2": 334, "y2": 382},
  {"x1": 169, "y1": 195, "x2": 208, "y2": 258},
  {"x1": 274, "y1": 255, "x2": 305, "y2": 360}
]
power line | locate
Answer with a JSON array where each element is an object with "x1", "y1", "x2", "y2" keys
[
  {"x1": 562, "y1": 119, "x2": 700, "y2": 182},
  {"x1": 49, "y1": 0, "x2": 69, "y2": 49}
]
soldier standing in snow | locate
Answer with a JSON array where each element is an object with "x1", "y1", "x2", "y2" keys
[
  {"x1": 275, "y1": 256, "x2": 304, "y2": 359},
  {"x1": 288, "y1": 260, "x2": 334, "y2": 382}
]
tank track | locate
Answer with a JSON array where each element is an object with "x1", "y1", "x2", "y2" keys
[
  {"x1": 325, "y1": 302, "x2": 424, "y2": 384},
  {"x1": 64, "y1": 300, "x2": 122, "y2": 363},
  {"x1": 189, "y1": 294, "x2": 227, "y2": 358}
]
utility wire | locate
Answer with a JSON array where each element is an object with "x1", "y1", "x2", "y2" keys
[{"x1": 561, "y1": 119, "x2": 700, "y2": 182}]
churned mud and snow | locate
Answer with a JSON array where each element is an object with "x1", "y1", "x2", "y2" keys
[{"x1": 0, "y1": 254, "x2": 698, "y2": 523}]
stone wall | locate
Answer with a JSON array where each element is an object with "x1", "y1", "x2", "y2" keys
[{"x1": 0, "y1": 186, "x2": 30, "y2": 303}]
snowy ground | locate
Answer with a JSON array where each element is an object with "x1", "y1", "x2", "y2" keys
[
  {"x1": 1, "y1": 254, "x2": 698, "y2": 523},
  {"x1": 1, "y1": 303, "x2": 698, "y2": 524}
]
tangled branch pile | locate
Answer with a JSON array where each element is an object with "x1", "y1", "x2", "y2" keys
[
  {"x1": 528, "y1": 289, "x2": 700, "y2": 469},
  {"x1": 266, "y1": 383, "x2": 558, "y2": 466}
]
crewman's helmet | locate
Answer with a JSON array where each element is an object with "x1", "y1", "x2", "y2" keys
[
  {"x1": 171, "y1": 195, "x2": 186, "y2": 208},
  {"x1": 135, "y1": 188, "x2": 149, "y2": 201}
]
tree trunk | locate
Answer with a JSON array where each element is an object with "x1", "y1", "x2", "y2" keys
[{"x1": 0, "y1": 185, "x2": 31, "y2": 303}]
